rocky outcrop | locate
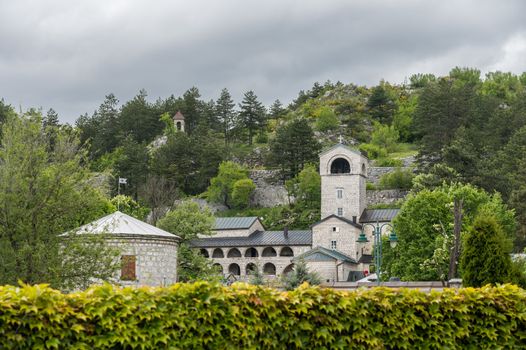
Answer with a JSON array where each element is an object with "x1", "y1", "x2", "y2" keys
[
  {"x1": 366, "y1": 190, "x2": 409, "y2": 206},
  {"x1": 249, "y1": 170, "x2": 290, "y2": 207}
]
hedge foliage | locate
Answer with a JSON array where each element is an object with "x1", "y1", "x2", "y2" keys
[{"x1": 1, "y1": 282, "x2": 525, "y2": 349}]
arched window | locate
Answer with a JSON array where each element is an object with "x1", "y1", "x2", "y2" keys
[
  {"x1": 246, "y1": 263, "x2": 257, "y2": 275},
  {"x1": 213, "y1": 263, "x2": 223, "y2": 274},
  {"x1": 227, "y1": 248, "x2": 242, "y2": 258},
  {"x1": 330, "y1": 158, "x2": 351, "y2": 174},
  {"x1": 280, "y1": 247, "x2": 294, "y2": 257},
  {"x1": 212, "y1": 248, "x2": 224, "y2": 258},
  {"x1": 199, "y1": 249, "x2": 209, "y2": 258},
  {"x1": 262, "y1": 247, "x2": 277, "y2": 257},
  {"x1": 245, "y1": 247, "x2": 259, "y2": 257},
  {"x1": 228, "y1": 263, "x2": 240, "y2": 276},
  {"x1": 263, "y1": 263, "x2": 276, "y2": 275},
  {"x1": 176, "y1": 122, "x2": 182, "y2": 130},
  {"x1": 283, "y1": 264, "x2": 294, "y2": 275}
]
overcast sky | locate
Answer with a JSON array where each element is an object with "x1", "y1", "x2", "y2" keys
[{"x1": 1, "y1": 0, "x2": 525, "y2": 123}]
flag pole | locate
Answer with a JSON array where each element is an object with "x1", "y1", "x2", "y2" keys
[{"x1": 117, "y1": 178, "x2": 120, "y2": 211}]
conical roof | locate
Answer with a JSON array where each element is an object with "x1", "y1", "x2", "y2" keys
[
  {"x1": 67, "y1": 211, "x2": 180, "y2": 240},
  {"x1": 173, "y1": 111, "x2": 185, "y2": 120}
]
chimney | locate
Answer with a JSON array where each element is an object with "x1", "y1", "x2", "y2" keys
[
  {"x1": 284, "y1": 226, "x2": 289, "y2": 239},
  {"x1": 352, "y1": 216, "x2": 357, "y2": 224}
]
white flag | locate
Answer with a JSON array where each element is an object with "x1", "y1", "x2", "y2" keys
[{"x1": 119, "y1": 178, "x2": 127, "y2": 184}]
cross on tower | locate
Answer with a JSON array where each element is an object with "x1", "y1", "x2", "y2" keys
[{"x1": 338, "y1": 135, "x2": 344, "y2": 144}]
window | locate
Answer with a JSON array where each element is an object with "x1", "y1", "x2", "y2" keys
[
  {"x1": 337, "y1": 208, "x2": 343, "y2": 216},
  {"x1": 337, "y1": 188, "x2": 343, "y2": 199},
  {"x1": 332, "y1": 226, "x2": 339, "y2": 232},
  {"x1": 121, "y1": 255, "x2": 136, "y2": 281},
  {"x1": 331, "y1": 240, "x2": 337, "y2": 250}
]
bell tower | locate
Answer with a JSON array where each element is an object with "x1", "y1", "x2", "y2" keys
[
  {"x1": 319, "y1": 144, "x2": 368, "y2": 221},
  {"x1": 173, "y1": 111, "x2": 185, "y2": 132}
]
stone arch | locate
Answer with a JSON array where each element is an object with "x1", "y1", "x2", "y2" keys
[
  {"x1": 227, "y1": 248, "x2": 242, "y2": 258},
  {"x1": 228, "y1": 263, "x2": 240, "y2": 276},
  {"x1": 213, "y1": 263, "x2": 223, "y2": 274},
  {"x1": 263, "y1": 263, "x2": 276, "y2": 275},
  {"x1": 262, "y1": 247, "x2": 277, "y2": 257},
  {"x1": 283, "y1": 264, "x2": 294, "y2": 275},
  {"x1": 279, "y1": 246, "x2": 294, "y2": 257},
  {"x1": 330, "y1": 157, "x2": 351, "y2": 174},
  {"x1": 212, "y1": 248, "x2": 224, "y2": 258},
  {"x1": 245, "y1": 247, "x2": 259, "y2": 258},
  {"x1": 199, "y1": 249, "x2": 209, "y2": 258},
  {"x1": 246, "y1": 263, "x2": 257, "y2": 275}
]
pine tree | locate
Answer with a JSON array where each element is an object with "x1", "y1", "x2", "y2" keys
[
  {"x1": 460, "y1": 214, "x2": 513, "y2": 287},
  {"x1": 238, "y1": 90, "x2": 266, "y2": 145},
  {"x1": 281, "y1": 258, "x2": 321, "y2": 290},
  {"x1": 269, "y1": 118, "x2": 321, "y2": 179},
  {"x1": 43, "y1": 108, "x2": 60, "y2": 128},
  {"x1": 215, "y1": 88, "x2": 236, "y2": 144},
  {"x1": 269, "y1": 99, "x2": 285, "y2": 119}
]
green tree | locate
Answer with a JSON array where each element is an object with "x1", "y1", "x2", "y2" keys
[
  {"x1": 207, "y1": 161, "x2": 249, "y2": 208},
  {"x1": 269, "y1": 99, "x2": 286, "y2": 119},
  {"x1": 0, "y1": 114, "x2": 117, "y2": 288},
  {"x1": 119, "y1": 89, "x2": 163, "y2": 144},
  {"x1": 43, "y1": 108, "x2": 60, "y2": 128},
  {"x1": 110, "y1": 195, "x2": 149, "y2": 220},
  {"x1": 367, "y1": 83, "x2": 396, "y2": 124},
  {"x1": 314, "y1": 106, "x2": 339, "y2": 132},
  {"x1": 281, "y1": 258, "x2": 321, "y2": 290},
  {"x1": 231, "y1": 178, "x2": 256, "y2": 209},
  {"x1": 460, "y1": 214, "x2": 513, "y2": 287},
  {"x1": 384, "y1": 183, "x2": 515, "y2": 281},
  {"x1": 112, "y1": 136, "x2": 150, "y2": 199},
  {"x1": 285, "y1": 164, "x2": 321, "y2": 210},
  {"x1": 238, "y1": 90, "x2": 266, "y2": 145},
  {"x1": 370, "y1": 124, "x2": 399, "y2": 152},
  {"x1": 216, "y1": 88, "x2": 236, "y2": 144},
  {"x1": 269, "y1": 118, "x2": 321, "y2": 179},
  {"x1": 157, "y1": 201, "x2": 218, "y2": 282}
]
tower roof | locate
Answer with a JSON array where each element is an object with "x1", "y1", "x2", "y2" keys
[
  {"x1": 64, "y1": 211, "x2": 180, "y2": 240},
  {"x1": 319, "y1": 143, "x2": 366, "y2": 158},
  {"x1": 173, "y1": 111, "x2": 185, "y2": 120}
]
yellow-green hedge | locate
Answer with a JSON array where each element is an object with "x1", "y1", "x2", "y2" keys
[{"x1": 1, "y1": 282, "x2": 525, "y2": 349}]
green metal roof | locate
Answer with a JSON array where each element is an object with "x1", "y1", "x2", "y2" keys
[
  {"x1": 214, "y1": 217, "x2": 259, "y2": 230},
  {"x1": 293, "y1": 246, "x2": 357, "y2": 264}
]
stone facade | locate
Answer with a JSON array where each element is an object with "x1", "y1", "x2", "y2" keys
[
  {"x1": 320, "y1": 145, "x2": 367, "y2": 220},
  {"x1": 200, "y1": 245, "x2": 311, "y2": 280},
  {"x1": 108, "y1": 235, "x2": 178, "y2": 287},
  {"x1": 311, "y1": 216, "x2": 361, "y2": 259}
]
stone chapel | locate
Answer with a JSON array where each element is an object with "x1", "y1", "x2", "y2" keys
[{"x1": 191, "y1": 144, "x2": 399, "y2": 283}]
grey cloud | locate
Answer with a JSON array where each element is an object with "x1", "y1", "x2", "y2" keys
[{"x1": 0, "y1": 0, "x2": 525, "y2": 122}]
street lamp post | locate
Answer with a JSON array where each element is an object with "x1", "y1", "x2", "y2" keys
[{"x1": 356, "y1": 222, "x2": 398, "y2": 285}]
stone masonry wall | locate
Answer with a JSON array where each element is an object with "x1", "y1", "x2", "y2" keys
[
  {"x1": 366, "y1": 189, "x2": 408, "y2": 206},
  {"x1": 109, "y1": 237, "x2": 178, "y2": 287}
]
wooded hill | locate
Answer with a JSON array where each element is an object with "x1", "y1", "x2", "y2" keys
[{"x1": 1, "y1": 67, "x2": 526, "y2": 249}]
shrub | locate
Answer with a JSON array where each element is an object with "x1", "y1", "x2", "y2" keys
[
  {"x1": 371, "y1": 124, "x2": 399, "y2": 152},
  {"x1": 231, "y1": 178, "x2": 256, "y2": 209},
  {"x1": 359, "y1": 143, "x2": 387, "y2": 159},
  {"x1": 314, "y1": 107, "x2": 339, "y2": 131},
  {"x1": 0, "y1": 283, "x2": 525, "y2": 348},
  {"x1": 379, "y1": 167, "x2": 415, "y2": 190},
  {"x1": 281, "y1": 258, "x2": 321, "y2": 290},
  {"x1": 374, "y1": 157, "x2": 403, "y2": 167}
]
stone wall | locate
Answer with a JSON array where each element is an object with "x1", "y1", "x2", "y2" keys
[
  {"x1": 312, "y1": 216, "x2": 361, "y2": 259},
  {"x1": 366, "y1": 189, "x2": 408, "y2": 206},
  {"x1": 249, "y1": 170, "x2": 290, "y2": 207},
  {"x1": 108, "y1": 236, "x2": 178, "y2": 287}
]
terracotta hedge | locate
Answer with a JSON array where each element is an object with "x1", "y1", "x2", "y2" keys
[{"x1": 0, "y1": 282, "x2": 525, "y2": 349}]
